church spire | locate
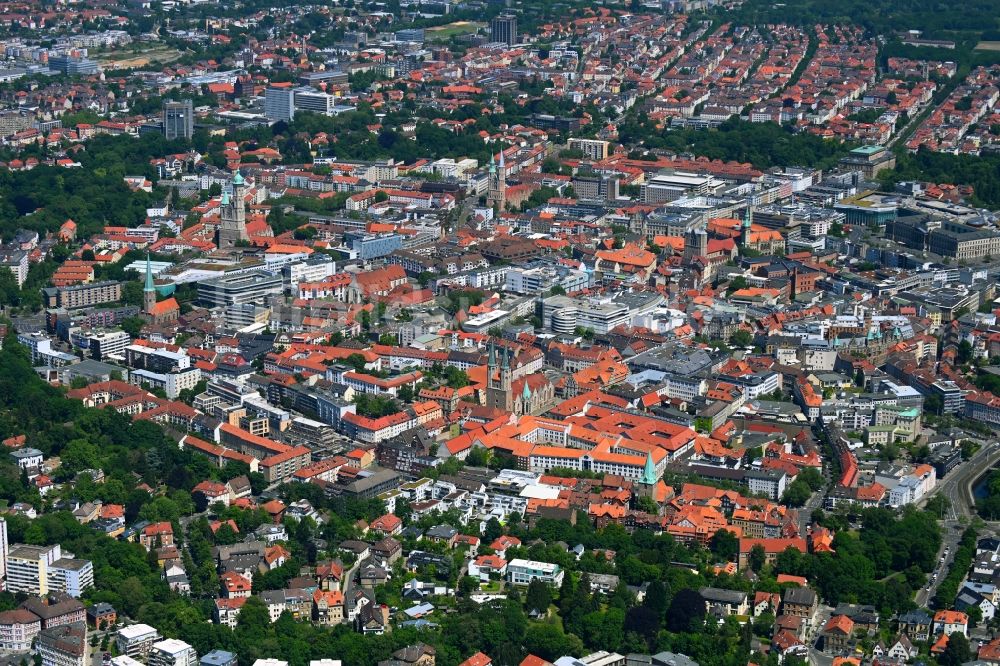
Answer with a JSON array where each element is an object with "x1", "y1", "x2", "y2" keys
[
  {"x1": 641, "y1": 452, "x2": 657, "y2": 486},
  {"x1": 741, "y1": 198, "x2": 753, "y2": 246},
  {"x1": 144, "y1": 253, "x2": 154, "y2": 292},
  {"x1": 143, "y1": 253, "x2": 156, "y2": 315}
]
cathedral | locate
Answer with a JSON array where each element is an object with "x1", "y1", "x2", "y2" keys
[
  {"x1": 216, "y1": 171, "x2": 250, "y2": 251},
  {"x1": 485, "y1": 342, "x2": 553, "y2": 416}
]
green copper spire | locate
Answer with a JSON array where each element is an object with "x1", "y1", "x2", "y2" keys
[
  {"x1": 233, "y1": 169, "x2": 244, "y2": 186},
  {"x1": 641, "y1": 451, "x2": 657, "y2": 486},
  {"x1": 144, "y1": 253, "x2": 154, "y2": 292}
]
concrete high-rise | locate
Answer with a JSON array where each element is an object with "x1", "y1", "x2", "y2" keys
[
  {"x1": 490, "y1": 15, "x2": 517, "y2": 46},
  {"x1": 162, "y1": 100, "x2": 193, "y2": 141},
  {"x1": 264, "y1": 87, "x2": 295, "y2": 122}
]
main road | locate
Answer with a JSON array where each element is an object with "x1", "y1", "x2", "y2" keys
[
  {"x1": 912, "y1": 441, "x2": 1000, "y2": 607},
  {"x1": 929, "y1": 441, "x2": 1000, "y2": 521}
]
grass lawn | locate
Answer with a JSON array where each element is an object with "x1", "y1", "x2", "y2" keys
[{"x1": 426, "y1": 21, "x2": 486, "y2": 41}]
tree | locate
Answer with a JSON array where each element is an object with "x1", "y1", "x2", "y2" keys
[
  {"x1": 940, "y1": 632, "x2": 971, "y2": 666},
  {"x1": 798, "y1": 466, "x2": 824, "y2": 491},
  {"x1": 748, "y1": 544, "x2": 767, "y2": 572},
  {"x1": 119, "y1": 316, "x2": 146, "y2": 339},
  {"x1": 666, "y1": 588, "x2": 706, "y2": 633},
  {"x1": 727, "y1": 276, "x2": 749, "y2": 294},
  {"x1": 781, "y1": 479, "x2": 812, "y2": 507},
  {"x1": 483, "y1": 517, "x2": 502, "y2": 543},
  {"x1": 524, "y1": 623, "x2": 583, "y2": 661},
  {"x1": 730, "y1": 329, "x2": 753, "y2": 347},
  {"x1": 710, "y1": 529, "x2": 739, "y2": 562},
  {"x1": 958, "y1": 340, "x2": 974, "y2": 365},
  {"x1": 458, "y1": 575, "x2": 479, "y2": 597},
  {"x1": 467, "y1": 446, "x2": 490, "y2": 468},
  {"x1": 525, "y1": 578, "x2": 552, "y2": 614},
  {"x1": 643, "y1": 580, "x2": 668, "y2": 618}
]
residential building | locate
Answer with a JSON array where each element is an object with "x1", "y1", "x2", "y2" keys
[
  {"x1": 37, "y1": 623, "x2": 87, "y2": 666},
  {"x1": 149, "y1": 640, "x2": 198, "y2": 666},
  {"x1": 506, "y1": 558, "x2": 565, "y2": 586},
  {"x1": 116, "y1": 624, "x2": 161, "y2": 660},
  {"x1": 7, "y1": 543, "x2": 61, "y2": 595}
]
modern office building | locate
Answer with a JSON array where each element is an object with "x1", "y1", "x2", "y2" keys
[
  {"x1": 162, "y1": 100, "x2": 194, "y2": 141},
  {"x1": 197, "y1": 271, "x2": 284, "y2": 307},
  {"x1": 490, "y1": 15, "x2": 517, "y2": 46},
  {"x1": 293, "y1": 87, "x2": 338, "y2": 115},
  {"x1": 641, "y1": 171, "x2": 721, "y2": 203},
  {"x1": 345, "y1": 232, "x2": 403, "y2": 261},
  {"x1": 47, "y1": 55, "x2": 100, "y2": 76},
  {"x1": 395, "y1": 28, "x2": 425, "y2": 42},
  {"x1": 572, "y1": 174, "x2": 619, "y2": 202},
  {"x1": 86, "y1": 330, "x2": 131, "y2": 361},
  {"x1": 264, "y1": 87, "x2": 295, "y2": 122}
]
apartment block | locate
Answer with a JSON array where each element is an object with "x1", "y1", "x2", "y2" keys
[
  {"x1": 6, "y1": 543, "x2": 61, "y2": 595},
  {"x1": 116, "y1": 624, "x2": 162, "y2": 660},
  {"x1": 37, "y1": 623, "x2": 87, "y2": 666},
  {"x1": 149, "y1": 639, "x2": 198, "y2": 666},
  {"x1": 506, "y1": 558, "x2": 565, "y2": 586}
]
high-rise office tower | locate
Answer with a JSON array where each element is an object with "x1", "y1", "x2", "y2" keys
[
  {"x1": 162, "y1": 100, "x2": 194, "y2": 141},
  {"x1": 491, "y1": 15, "x2": 518, "y2": 46}
]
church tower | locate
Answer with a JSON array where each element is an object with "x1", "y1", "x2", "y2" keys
[
  {"x1": 486, "y1": 151, "x2": 507, "y2": 212},
  {"x1": 217, "y1": 170, "x2": 250, "y2": 251},
  {"x1": 485, "y1": 342, "x2": 513, "y2": 412},
  {"x1": 740, "y1": 199, "x2": 753, "y2": 248},
  {"x1": 683, "y1": 226, "x2": 708, "y2": 263},
  {"x1": 641, "y1": 452, "x2": 658, "y2": 486},
  {"x1": 636, "y1": 451, "x2": 663, "y2": 511},
  {"x1": 143, "y1": 253, "x2": 156, "y2": 315}
]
